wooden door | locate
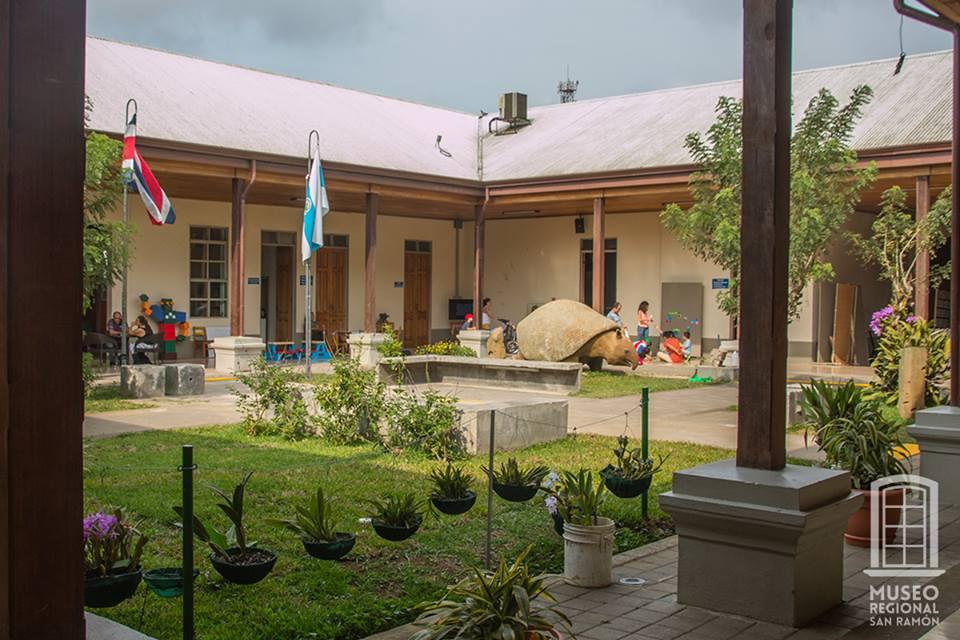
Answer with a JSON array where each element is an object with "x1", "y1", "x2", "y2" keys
[
  {"x1": 275, "y1": 246, "x2": 293, "y2": 341},
  {"x1": 403, "y1": 251, "x2": 431, "y2": 348},
  {"x1": 316, "y1": 247, "x2": 347, "y2": 334}
]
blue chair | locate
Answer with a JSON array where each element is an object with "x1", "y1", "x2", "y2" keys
[
  {"x1": 307, "y1": 342, "x2": 332, "y2": 363},
  {"x1": 264, "y1": 343, "x2": 281, "y2": 363}
]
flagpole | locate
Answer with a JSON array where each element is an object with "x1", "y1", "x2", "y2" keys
[
  {"x1": 305, "y1": 256, "x2": 312, "y2": 375},
  {"x1": 120, "y1": 99, "x2": 136, "y2": 367}
]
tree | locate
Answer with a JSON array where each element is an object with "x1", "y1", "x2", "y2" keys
[
  {"x1": 661, "y1": 86, "x2": 877, "y2": 320},
  {"x1": 83, "y1": 97, "x2": 132, "y2": 312},
  {"x1": 848, "y1": 185, "x2": 952, "y2": 315}
]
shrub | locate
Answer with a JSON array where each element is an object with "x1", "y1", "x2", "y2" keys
[
  {"x1": 376, "y1": 328, "x2": 405, "y2": 359},
  {"x1": 82, "y1": 351, "x2": 96, "y2": 397},
  {"x1": 415, "y1": 341, "x2": 476, "y2": 357},
  {"x1": 385, "y1": 389, "x2": 464, "y2": 460},
  {"x1": 314, "y1": 356, "x2": 387, "y2": 444},
  {"x1": 232, "y1": 357, "x2": 312, "y2": 439},
  {"x1": 868, "y1": 309, "x2": 948, "y2": 407}
]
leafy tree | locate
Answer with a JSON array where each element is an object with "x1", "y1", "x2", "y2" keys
[
  {"x1": 661, "y1": 86, "x2": 877, "y2": 320},
  {"x1": 848, "y1": 185, "x2": 952, "y2": 315},
  {"x1": 83, "y1": 97, "x2": 132, "y2": 312}
]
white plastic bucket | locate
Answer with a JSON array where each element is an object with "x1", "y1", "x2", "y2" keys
[{"x1": 563, "y1": 517, "x2": 615, "y2": 587}]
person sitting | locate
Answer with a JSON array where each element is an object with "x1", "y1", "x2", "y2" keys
[
  {"x1": 128, "y1": 315, "x2": 157, "y2": 364},
  {"x1": 106, "y1": 311, "x2": 124, "y2": 344},
  {"x1": 657, "y1": 331, "x2": 684, "y2": 364},
  {"x1": 681, "y1": 331, "x2": 693, "y2": 359},
  {"x1": 461, "y1": 313, "x2": 474, "y2": 331}
]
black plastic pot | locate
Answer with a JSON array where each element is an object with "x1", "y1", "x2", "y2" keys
[
  {"x1": 143, "y1": 567, "x2": 200, "y2": 598},
  {"x1": 84, "y1": 569, "x2": 142, "y2": 608},
  {"x1": 431, "y1": 491, "x2": 477, "y2": 515},
  {"x1": 492, "y1": 482, "x2": 539, "y2": 503},
  {"x1": 372, "y1": 518, "x2": 422, "y2": 541},
  {"x1": 303, "y1": 533, "x2": 356, "y2": 560},
  {"x1": 600, "y1": 465, "x2": 652, "y2": 499},
  {"x1": 551, "y1": 513, "x2": 565, "y2": 537},
  {"x1": 209, "y1": 548, "x2": 277, "y2": 585}
]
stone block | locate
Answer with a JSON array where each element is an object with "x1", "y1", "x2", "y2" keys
[
  {"x1": 786, "y1": 383, "x2": 804, "y2": 427},
  {"x1": 377, "y1": 355, "x2": 582, "y2": 393},
  {"x1": 462, "y1": 399, "x2": 568, "y2": 454},
  {"x1": 120, "y1": 365, "x2": 165, "y2": 399},
  {"x1": 347, "y1": 333, "x2": 387, "y2": 369},
  {"x1": 910, "y1": 406, "x2": 960, "y2": 506},
  {"x1": 164, "y1": 363, "x2": 205, "y2": 396},
  {"x1": 694, "y1": 365, "x2": 739, "y2": 382},
  {"x1": 457, "y1": 329, "x2": 490, "y2": 358},
  {"x1": 659, "y1": 459, "x2": 861, "y2": 627},
  {"x1": 211, "y1": 336, "x2": 265, "y2": 372}
]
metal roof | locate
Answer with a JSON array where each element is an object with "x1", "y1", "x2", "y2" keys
[{"x1": 86, "y1": 38, "x2": 950, "y2": 184}]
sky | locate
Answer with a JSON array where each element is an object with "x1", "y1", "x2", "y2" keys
[{"x1": 87, "y1": 1, "x2": 952, "y2": 113}]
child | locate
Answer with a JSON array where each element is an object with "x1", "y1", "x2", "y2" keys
[{"x1": 681, "y1": 331, "x2": 692, "y2": 359}]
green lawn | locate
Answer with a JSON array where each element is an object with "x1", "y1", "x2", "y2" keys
[
  {"x1": 84, "y1": 426, "x2": 731, "y2": 640},
  {"x1": 575, "y1": 370, "x2": 713, "y2": 398},
  {"x1": 86, "y1": 384, "x2": 158, "y2": 413}
]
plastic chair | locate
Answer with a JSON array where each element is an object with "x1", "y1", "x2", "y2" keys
[
  {"x1": 264, "y1": 343, "x2": 282, "y2": 363},
  {"x1": 307, "y1": 342, "x2": 331, "y2": 363}
]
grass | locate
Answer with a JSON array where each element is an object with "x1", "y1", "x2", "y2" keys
[
  {"x1": 575, "y1": 370, "x2": 713, "y2": 398},
  {"x1": 84, "y1": 426, "x2": 731, "y2": 640},
  {"x1": 86, "y1": 384, "x2": 158, "y2": 413}
]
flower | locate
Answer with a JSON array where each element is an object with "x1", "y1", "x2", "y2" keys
[
  {"x1": 542, "y1": 471, "x2": 560, "y2": 490},
  {"x1": 544, "y1": 495, "x2": 558, "y2": 515},
  {"x1": 83, "y1": 511, "x2": 119, "y2": 543},
  {"x1": 870, "y1": 306, "x2": 896, "y2": 337}
]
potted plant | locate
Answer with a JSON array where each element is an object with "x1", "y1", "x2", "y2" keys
[
  {"x1": 368, "y1": 492, "x2": 427, "y2": 541},
  {"x1": 270, "y1": 485, "x2": 356, "y2": 560},
  {"x1": 542, "y1": 469, "x2": 614, "y2": 588},
  {"x1": 483, "y1": 457, "x2": 550, "y2": 503},
  {"x1": 429, "y1": 463, "x2": 477, "y2": 515},
  {"x1": 174, "y1": 471, "x2": 277, "y2": 585},
  {"x1": 411, "y1": 546, "x2": 570, "y2": 640},
  {"x1": 143, "y1": 567, "x2": 200, "y2": 599},
  {"x1": 83, "y1": 508, "x2": 148, "y2": 608},
  {"x1": 599, "y1": 436, "x2": 668, "y2": 498},
  {"x1": 801, "y1": 380, "x2": 911, "y2": 547}
]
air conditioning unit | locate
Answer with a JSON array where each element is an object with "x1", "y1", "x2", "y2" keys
[{"x1": 499, "y1": 92, "x2": 528, "y2": 121}]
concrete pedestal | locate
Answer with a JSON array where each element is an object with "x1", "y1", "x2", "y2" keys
[
  {"x1": 164, "y1": 363, "x2": 205, "y2": 396},
  {"x1": 348, "y1": 333, "x2": 386, "y2": 369},
  {"x1": 910, "y1": 406, "x2": 960, "y2": 506},
  {"x1": 659, "y1": 459, "x2": 861, "y2": 627},
  {"x1": 211, "y1": 336, "x2": 265, "y2": 372},
  {"x1": 457, "y1": 329, "x2": 490, "y2": 357},
  {"x1": 119, "y1": 365, "x2": 165, "y2": 398}
]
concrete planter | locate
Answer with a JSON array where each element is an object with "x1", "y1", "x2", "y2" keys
[
  {"x1": 845, "y1": 488, "x2": 905, "y2": 548},
  {"x1": 563, "y1": 517, "x2": 615, "y2": 588}
]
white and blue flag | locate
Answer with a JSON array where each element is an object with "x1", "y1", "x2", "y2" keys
[{"x1": 301, "y1": 149, "x2": 330, "y2": 262}]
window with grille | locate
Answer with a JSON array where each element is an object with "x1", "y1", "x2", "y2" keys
[{"x1": 189, "y1": 226, "x2": 228, "y2": 317}]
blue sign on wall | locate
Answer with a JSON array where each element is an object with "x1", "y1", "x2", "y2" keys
[
  {"x1": 712, "y1": 278, "x2": 730, "y2": 290},
  {"x1": 247, "y1": 277, "x2": 260, "y2": 285}
]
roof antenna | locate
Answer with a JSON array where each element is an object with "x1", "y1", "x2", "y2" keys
[
  {"x1": 894, "y1": 13, "x2": 906, "y2": 75},
  {"x1": 558, "y1": 65, "x2": 579, "y2": 103}
]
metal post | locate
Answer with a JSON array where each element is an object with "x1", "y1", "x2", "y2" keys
[
  {"x1": 120, "y1": 186, "x2": 128, "y2": 366},
  {"x1": 485, "y1": 410, "x2": 496, "y2": 570},
  {"x1": 641, "y1": 387, "x2": 649, "y2": 520},
  {"x1": 181, "y1": 445, "x2": 195, "y2": 640},
  {"x1": 305, "y1": 257, "x2": 312, "y2": 375}
]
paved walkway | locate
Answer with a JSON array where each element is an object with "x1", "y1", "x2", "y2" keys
[{"x1": 368, "y1": 500, "x2": 960, "y2": 640}]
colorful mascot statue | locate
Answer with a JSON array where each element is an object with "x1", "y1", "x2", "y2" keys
[{"x1": 140, "y1": 294, "x2": 189, "y2": 361}]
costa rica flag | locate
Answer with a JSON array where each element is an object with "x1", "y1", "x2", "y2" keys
[{"x1": 122, "y1": 113, "x2": 175, "y2": 225}]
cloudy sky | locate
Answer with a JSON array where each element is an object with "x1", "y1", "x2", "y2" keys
[{"x1": 87, "y1": 1, "x2": 950, "y2": 113}]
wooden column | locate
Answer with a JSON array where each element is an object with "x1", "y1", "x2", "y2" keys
[
  {"x1": 736, "y1": 0, "x2": 792, "y2": 470},
  {"x1": 952, "y1": 31, "x2": 960, "y2": 406},
  {"x1": 473, "y1": 204, "x2": 485, "y2": 325},
  {"x1": 592, "y1": 197, "x2": 605, "y2": 313},
  {"x1": 230, "y1": 177, "x2": 247, "y2": 335},
  {"x1": 916, "y1": 175, "x2": 931, "y2": 320},
  {"x1": 364, "y1": 192, "x2": 378, "y2": 333},
  {"x1": 1, "y1": 0, "x2": 87, "y2": 636}
]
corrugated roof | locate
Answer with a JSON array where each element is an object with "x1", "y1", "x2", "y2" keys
[
  {"x1": 85, "y1": 38, "x2": 480, "y2": 180},
  {"x1": 86, "y1": 38, "x2": 951, "y2": 184},
  {"x1": 481, "y1": 51, "x2": 951, "y2": 181}
]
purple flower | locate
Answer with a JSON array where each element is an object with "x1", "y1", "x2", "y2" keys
[
  {"x1": 544, "y1": 495, "x2": 559, "y2": 515},
  {"x1": 906, "y1": 316, "x2": 917, "y2": 324},
  {"x1": 870, "y1": 306, "x2": 895, "y2": 337},
  {"x1": 83, "y1": 512, "x2": 119, "y2": 542}
]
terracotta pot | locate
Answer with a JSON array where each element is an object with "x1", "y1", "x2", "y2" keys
[{"x1": 845, "y1": 488, "x2": 905, "y2": 548}]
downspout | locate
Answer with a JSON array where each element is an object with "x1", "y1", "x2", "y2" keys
[
  {"x1": 242, "y1": 159, "x2": 258, "y2": 200},
  {"x1": 893, "y1": 0, "x2": 960, "y2": 405}
]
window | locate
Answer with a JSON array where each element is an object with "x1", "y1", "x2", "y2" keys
[
  {"x1": 404, "y1": 240, "x2": 432, "y2": 253},
  {"x1": 189, "y1": 226, "x2": 228, "y2": 317}
]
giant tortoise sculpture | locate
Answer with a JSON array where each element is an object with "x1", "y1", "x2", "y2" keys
[{"x1": 487, "y1": 299, "x2": 638, "y2": 370}]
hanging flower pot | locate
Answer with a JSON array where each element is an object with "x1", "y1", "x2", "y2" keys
[
  {"x1": 302, "y1": 533, "x2": 356, "y2": 560},
  {"x1": 143, "y1": 567, "x2": 200, "y2": 599},
  {"x1": 210, "y1": 547, "x2": 277, "y2": 585},
  {"x1": 599, "y1": 465, "x2": 652, "y2": 499},
  {"x1": 493, "y1": 482, "x2": 540, "y2": 503},
  {"x1": 431, "y1": 491, "x2": 477, "y2": 515},
  {"x1": 84, "y1": 569, "x2": 142, "y2": 608},
  {"x1": 372, "y1": 518, "x2": 422, "y2": 541}
]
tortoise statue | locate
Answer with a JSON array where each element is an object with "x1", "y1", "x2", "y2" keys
[{"x1": 487, "y1": 299, "x2": 638, "y2": 370}]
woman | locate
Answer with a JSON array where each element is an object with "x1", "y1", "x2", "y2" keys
[
  {"x1": 606, "y1": 302, "x2": 628, "y2": 337},
  {"x1": 128, "y1": 315, "x2": 153, "y2": 339},
  {"x1": 636, "y1": 301, "x2": 653, "y2": 342},
  {"x1": 481, "y1": 298, "x2": 495, "y2": 330},
  {"x1": 128, "y1": 315, "x2": 156, "y2": 364}
]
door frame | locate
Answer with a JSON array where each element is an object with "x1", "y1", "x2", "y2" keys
[
  {"x1": 315, "y1": 234, "x2": 350, "y2": 335},
  {"x1": 261, "y1": 230, "x2": 298, "y2": 342}
]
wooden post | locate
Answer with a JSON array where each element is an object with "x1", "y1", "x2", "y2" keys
[
  {"x1": 230, "y1": 177, "x2": 246, "y2": 335},
  {"x1": 951, "y1": 31, "x2": 960, "y2": 406},
  {"x1": 473, "y1": 204, "x2": 485, "y2": 325},
  {"x1": 1, "y1": 0, "x2": 86, "y2": 636},
  {"x1": 364, "y1": 192, "x2": 378, "y2": 333},
  {"x1": 916, "y1": 175, "x2": 931, "y2": 320},
  {"x1": 592, "y1": 197, "x2": 605, "y2": 313},
  {"x1": 736, "y1": 0, "x2": 792, "y2": 470}
]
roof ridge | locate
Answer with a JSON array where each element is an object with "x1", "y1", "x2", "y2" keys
[{"x1": 87, "y1": 35, "x2": 480, "y2": 118}]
